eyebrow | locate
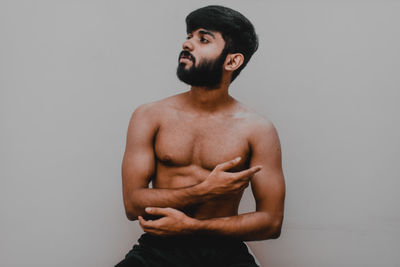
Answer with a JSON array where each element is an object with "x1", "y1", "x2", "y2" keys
[{"x1": 198, "y1": 30, "x2": 216, "y2": 39}]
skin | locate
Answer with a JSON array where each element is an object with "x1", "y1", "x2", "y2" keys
[{"x1": 121, "y1": 28, "x2": 286, "y2": 241}]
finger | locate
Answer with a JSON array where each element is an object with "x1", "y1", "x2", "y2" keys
[
  {"x1": 234, "y1": 166, "x2": 262, "y2": 179},
  {"x1": 139, "y1": 216, "x2": 158, "y2": 230},
  {"x1": 145, "y1": 207, "x2": 170, "y2": 216},
  {"x1": 138, "y1": 215, "x2": 145, "y2": 223},
  {"x1": 216, "y1": 157, "x2": 242, "y2": 171},
  {"x1": 138, "y1": 216, "x2": 152, "y2": 226},
  {"x1": 138, "y1": 216, "x2": 147, "y2": 229}
]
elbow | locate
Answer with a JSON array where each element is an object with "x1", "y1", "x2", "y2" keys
[
  {"x1": 126, "y1": 212, "x2": 138, "y2": 221},
  {"x1": 123, "y1": 199, "x2": 140, "y2": 221},
  {"x1": 269, "y1": 224, "x2": 282, "y2": 239},
  {"x1": 125, "y1": 206, "x2": 138, "y2": 221},
  {"x1": 269, "y1": 218, "x2": 283, "y2": 239},
  {"x1": 261, "y1": 216, "x2": 283, "y2": 240}
]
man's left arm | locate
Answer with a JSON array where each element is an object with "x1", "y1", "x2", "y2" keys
[{"x1": 139, "y1": 120, "x2": 286, "y2": 241}]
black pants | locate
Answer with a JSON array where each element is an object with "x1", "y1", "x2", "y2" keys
[{"x1": 115, "y1": 233, "x2": 260, "y2": 267}]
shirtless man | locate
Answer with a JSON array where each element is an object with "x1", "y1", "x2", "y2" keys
[{"x1": 116, "y1": 5, "x2": 285, "y2": 267}]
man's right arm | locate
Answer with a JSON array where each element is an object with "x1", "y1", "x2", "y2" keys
[{"x1": 122, "y1": 103, "x2": 262, "y2": 220}]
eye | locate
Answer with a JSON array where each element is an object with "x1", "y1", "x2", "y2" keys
[
  {"x1": 186, "y1": 35, "x2": 192, "y2": 40},
  {"x1": 200, "y1": 37, "x2": 209, "y2": 43}
]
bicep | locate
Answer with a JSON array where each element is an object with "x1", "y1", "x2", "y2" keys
[
  {"x1": 121, "y1": 105, "x2": 158, "y2": 200},
  {"x1": 249, "y1": 123, "x2": 285, "y2": 216}
]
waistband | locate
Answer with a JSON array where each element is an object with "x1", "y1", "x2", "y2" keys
[{"x1": 138, "y1": 233, "x2": 242, "y2": 248}]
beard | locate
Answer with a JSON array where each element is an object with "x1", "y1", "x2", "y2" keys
[{"x1": 176, "y1": 49, "x2": 228, "y2": 88}]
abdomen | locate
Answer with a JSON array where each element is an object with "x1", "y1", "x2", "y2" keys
[{"x1": 153, "y1": 163, "x2": 244, "y2": 219}]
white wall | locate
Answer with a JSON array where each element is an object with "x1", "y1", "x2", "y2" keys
[{"x1": 1, "y1": 1, "x2": 399, "y2": 266}]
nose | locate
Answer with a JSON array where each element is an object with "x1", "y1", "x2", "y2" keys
[{"x1": 182, "y1": 38, "x2": 194, "y2": 51}]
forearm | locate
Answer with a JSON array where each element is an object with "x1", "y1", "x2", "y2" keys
[
  {"x1": 191, "y1": 211, "x2": 282, "y2": 241},
  {"x1": 125, "y1": 183, "x2": 210, "y2": 220}
]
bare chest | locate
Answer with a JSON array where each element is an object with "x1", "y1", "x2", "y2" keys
[{"x1": 154, "y1": 114, "x2": 250, "y2": 170}]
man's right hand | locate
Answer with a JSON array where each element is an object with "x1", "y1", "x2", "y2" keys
[{"x1": 200, "y1": 157, "x2": 262, "y2": 198}]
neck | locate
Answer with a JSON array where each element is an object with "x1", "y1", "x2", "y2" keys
[{"x1": 187, "y1": 76, "x2": 233, "y2": 112}]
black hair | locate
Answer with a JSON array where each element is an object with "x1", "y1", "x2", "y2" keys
[{"x1": 185, "y1": 5, "x2": 259, "y2": 82}]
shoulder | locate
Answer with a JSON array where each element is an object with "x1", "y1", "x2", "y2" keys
[
  {"x1": 250, "y1": 114, "x2": 277, "y2": 140},
  {"x1": 131, "y1": 93, "x2": 184, "y2": 123},
  {"x1": 235, "y1": 104, "x2": 280, "y2": 147},
  {"x1": 237, "y1": 107, "x2": 282, "y2": 162}
]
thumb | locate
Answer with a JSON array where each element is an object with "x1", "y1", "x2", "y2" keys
[{"x1": 145, "y1": 207, "x2": 170, "y2": 216}]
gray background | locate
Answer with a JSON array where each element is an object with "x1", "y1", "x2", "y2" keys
[{"x1": 1, "y1": 0, "x2": 399, "y2": 266}]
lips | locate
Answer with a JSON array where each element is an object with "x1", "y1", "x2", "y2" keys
[
  {"x1": 179, "y1": 51, "x2": 194, "y2": 63},
  {"x1": 179, "y1": 57, "x2": 192, "y2": 63}
]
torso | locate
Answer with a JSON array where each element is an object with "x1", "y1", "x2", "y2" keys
[{"x1": 150, "y1": 93, "x2": 260, "y2": 219}]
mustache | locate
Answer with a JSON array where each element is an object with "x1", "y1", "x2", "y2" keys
[{"x1": 179, "y1": 50, "x2": 195, "y2": 63}]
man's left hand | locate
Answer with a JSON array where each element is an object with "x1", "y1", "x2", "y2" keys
[{"x1": 138, "y1": 207, "x2": 198, "y2": 236}]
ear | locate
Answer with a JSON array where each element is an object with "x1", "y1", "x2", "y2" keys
[{"x1": 224, "y1": 53, "x2": 244, "y2": 71}]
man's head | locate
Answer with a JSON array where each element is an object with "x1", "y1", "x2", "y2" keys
[{"x1": 176, "y1": 5, "x2": 258, "y2": 87}]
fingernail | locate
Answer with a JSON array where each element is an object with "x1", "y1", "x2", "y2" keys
[
  {"x1": 145, "y1": 207, "x2": 152, "y2": 212},
  {"x1": 235, "y1": 157, "x2": 241, "y2": 162}
]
